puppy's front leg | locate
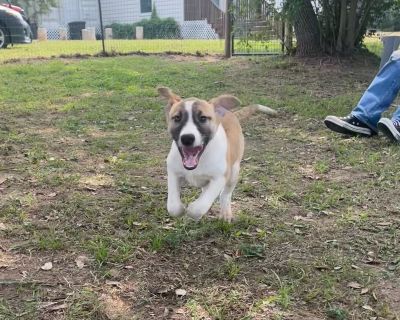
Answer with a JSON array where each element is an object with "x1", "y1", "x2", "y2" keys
[
  {"x1": 187, "y1": 176, "x2": 226, "y2": 221},
  {"x1": 167, "y1": 172, "x2": 185, "y2": 217}
]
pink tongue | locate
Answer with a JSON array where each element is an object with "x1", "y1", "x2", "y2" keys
[{"x1": 182, "y1": 147, "x2": 202, "y2": 168}]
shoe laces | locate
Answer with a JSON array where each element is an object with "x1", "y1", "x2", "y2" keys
[{"x1": 393, "y1": 120, "x2": 400, "y2": 128}]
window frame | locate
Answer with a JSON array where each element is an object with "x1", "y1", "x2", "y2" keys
[{"x1": 140, "y1": 0, "x2": 152, "y2": 14}]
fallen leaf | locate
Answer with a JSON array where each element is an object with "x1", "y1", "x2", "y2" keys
[
  {"x1": 376, "y1": 222, "x2": 391, "y2": 226},
  {"x1": 347, "y1": 281, "x2": 362, "y2": 289},
  {"x1": 294, "y1": 216, "x2": 315, "y2": 222},
  {"x1": 223, "y1": 254, "x2": 233, "y2": 261},
  {"x1": 362, "y1": 305, "x2": 374, "y2": 312},
  {"x1": 124, "y1": 265, "x2": 134, "y2": 270},
  {"x1": 0, "y1": 223, "x2": 7, "y2": 231},
  {"x1": 48, "y1": 303, "x2": 67, "y2": 311},
  {"x1": 175, "y1": 308, "x2": 186, "y2": 314},
  {"x1": 84, "y1": 186, "x2": 97, "y2": 192},
  {"x1": 75, "y1": 255, "x2": 88, "y2": 269},
  {"x1": 334, "y1": 266, "x2": 342, "y2": 270},
  {"x1": 48, "y1": 192, "x2": 57, "y2": 198},
  {"x1": 351, "y1": 264, "x2": 360, "y2": 269},
  {"x1": 130, "y1": 222, "x2": 142, "y2": 227},
  {"x1": 155, "y1": 287, "x2": 170, "y2": 295},
  {"x1": 361, "y1": 288, "x2": 369, "y2": 295},
  {"x1": 105, "y1": 280, "x2": 121, "y2": 288},
  {"x1": 175, "y1": 288, "x2": 187, "y2": 297},
  {"x1": 41, "y1": 262, "x2": 53, "y2": 271}
]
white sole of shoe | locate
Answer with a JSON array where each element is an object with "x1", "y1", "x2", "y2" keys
[{"x1": 377, "y1": 118, "x2": 400, "y2": 142}]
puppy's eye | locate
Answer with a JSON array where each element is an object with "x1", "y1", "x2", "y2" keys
[
  {"x1": 172, "y1": 115, "x2": 181, "y2": 123},
  {"x1": 199, "y1": 116, "x2": 208, "y2": 123}
]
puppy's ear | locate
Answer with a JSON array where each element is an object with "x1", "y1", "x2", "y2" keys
[
  {"x1": 157, "y1": 87, "x2": 182, "y2": 118},
  {"x1": 158, "y1": 87, "x2": 181, "y2": 104},
  {"x1": 210, "y1": 95, "x2": 241, "y2": 111}
]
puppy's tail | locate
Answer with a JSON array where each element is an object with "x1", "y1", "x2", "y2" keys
[{"x1": 234, "y1": 104, "x2": 278, "y2": 121}]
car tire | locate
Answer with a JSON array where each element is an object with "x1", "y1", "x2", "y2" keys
[{"x1": 0, "y1": 25, "x2": 9, "y2": 49}]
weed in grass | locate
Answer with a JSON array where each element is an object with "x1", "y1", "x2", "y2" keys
[
  {"x1": 26, "y1": 146, "x2": 47, "y2": 164},
  {"x1": 66, "y1": 288, "x2": 107, "y2": 320},
  {"x1": 239, "y1": 243, "x2": 265, "y2": 258},
  {"x1": 326, "y1": 307, "x2": 349, "y2": 320},
  {"x1": 223, "y1": 260, "x2": 241, "y2": 280},
  {"x1": 35, "y1": 230, "x2": 64, "y2": 251},
  {"x1": 149, "y1": 233, "x2": 165, "y2": 252},
  {"x1": 314, "y1": 160, "x2": 330, "y2": 174},
  {"x1": 88, "y1": 237, "x2": 110, "y2": 266}
]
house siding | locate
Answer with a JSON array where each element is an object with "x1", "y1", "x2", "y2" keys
[
  {"x1": 40, "y1": 0, "x2": 99, "y2": 29},
  {"x1": 101, "y1": 0, "x2": 183, "y2": 25}
]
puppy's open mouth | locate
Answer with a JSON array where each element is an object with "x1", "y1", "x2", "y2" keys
[{"x1": 179, "y1": 145, "x2": 204, "y2": 170}]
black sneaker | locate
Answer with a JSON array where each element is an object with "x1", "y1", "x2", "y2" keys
[
  {"x1": 377, "y1": 118, "x2": 400, "y2": 142},
  {"x1": 324, "y1": 115, "x2": 373, "y2": 136}
]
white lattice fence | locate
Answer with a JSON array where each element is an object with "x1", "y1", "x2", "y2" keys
[{"x1": 181, "y1": 20, "x2": 219, "y2": 39}]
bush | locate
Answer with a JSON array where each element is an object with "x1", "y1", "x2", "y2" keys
[
  {"x1": 106, "y1": 23, "x2": 135, "y2": 39},
  {"x1": 106, "y1": 15, "x2": 180, "y2": 39}
]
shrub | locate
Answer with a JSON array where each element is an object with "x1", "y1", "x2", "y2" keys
[{"x1": 105, "y1": 7, "x2": 180, "y2": 40}]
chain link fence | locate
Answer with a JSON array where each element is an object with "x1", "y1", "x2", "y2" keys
[
  {"x1": 0, "y1": 0, "x2": 227, "y2": 61},
  {"x1": 0, "y1": 0, "x2": 289, "y2": 61}
]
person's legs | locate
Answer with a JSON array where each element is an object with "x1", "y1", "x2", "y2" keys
[
  {"x1": 325, "y1": 50, "x2": 400, "y2": 136},
  {"x1": 351, "y1": 51, "x2": 400, "y2": 132}
]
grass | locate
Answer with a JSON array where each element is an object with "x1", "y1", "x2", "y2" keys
[
  {"x1": 0, "y1": 37, "x2": 383, "y2": 63},
  {"x1": 1, "y1": 50, "x2": 400, "y2": 319},
  {"x1": 0, "y1": 39, "x2": 226, "y2": 62}
]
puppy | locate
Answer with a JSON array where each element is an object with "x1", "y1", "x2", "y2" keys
[{"x1": 158, "y1": 87, "x2": 276, "y2": 222}]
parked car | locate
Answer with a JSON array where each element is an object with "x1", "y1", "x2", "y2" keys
[
  {"x1": 0, "y1": 4, "x2": 31, "y2": 48},
  {"x1": 1, "y1": 2, "x2": 27, "y2": 20}
]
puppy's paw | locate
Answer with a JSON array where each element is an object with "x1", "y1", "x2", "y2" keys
[
  {"x1": 167, "y1": 202, "x2": 185, "y2": 217},
  {"x1": 218, "y1": 209, "x2": 233, "y2": 223},
  {"x1": 186, "y1": 201, "x2": 209, "y2": 221}
]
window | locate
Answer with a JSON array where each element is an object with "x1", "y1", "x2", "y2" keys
[
  {"x1": 140, "y1": 0, "x2": 152, "y2": 13},
  {"x1": 211, "y1": 0, "x2": 220, "y2": 6}
]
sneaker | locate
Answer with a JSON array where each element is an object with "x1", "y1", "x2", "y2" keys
[
  {"x1": 377, "y1": 118, "x2": 400, "y2": 142},
  {"x1": 324, "y1": 115, "x2": 373, "y2": 136}
]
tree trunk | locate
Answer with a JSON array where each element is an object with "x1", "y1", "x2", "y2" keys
[
  {"x1": 293, "y1": 0, "x2": 322, "y2": 56},
  {"x1": 336, "y1": 0, "x2": 347, "y2": 53},
  {"x1": 344, "y1": 0, "x2": 358, "y2": 54}
]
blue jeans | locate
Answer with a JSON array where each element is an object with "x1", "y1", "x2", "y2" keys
[{"x1": 351, "y1": 50, "x2": 400, "y2": 132}]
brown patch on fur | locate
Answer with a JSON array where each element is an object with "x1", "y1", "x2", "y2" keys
[
  {"x1": 208, "y1": 94, "x2": 244, "y2": 178},
  {"x1": 219, "y1": 110, "x2": 244, "y2": 179}
]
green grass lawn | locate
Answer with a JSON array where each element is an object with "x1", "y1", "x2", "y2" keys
[
  {"x1": 1, "y1": 53, "x2": 399, "y2": 319},
  {"x1": 0, "y1": 39, "x2": 226, "y2": 62},
  {"x1": 0, "y1": 37, "x2": 382, "y2": 63}
]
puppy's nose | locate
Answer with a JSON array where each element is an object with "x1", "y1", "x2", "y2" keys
[{"x1": 181, "y1": 134, "x2": 195, "y2": 146}]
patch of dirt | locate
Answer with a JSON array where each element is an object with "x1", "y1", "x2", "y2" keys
[{"x1": 377, "y1": 280, "x2": 400, "y2": 317}]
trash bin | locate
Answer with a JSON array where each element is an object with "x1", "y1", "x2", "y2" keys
[{"x1": 68, "y1": 21, "x2": 86, "y2": 40}]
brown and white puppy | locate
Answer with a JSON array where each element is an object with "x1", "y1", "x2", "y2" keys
[{"x1": 158, "y1": 87, "x2": 275, "y2": 222}]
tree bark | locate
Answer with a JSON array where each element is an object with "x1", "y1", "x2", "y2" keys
[
  {"x1": 336, "y1": 0, "x2": 347, "y2": 53},
  {"x1": 293, "y1": 0, "x2": 322, "y2": 56},
  {"x1": 344, "y1": 0, "x2": 358, "y2": 54}
]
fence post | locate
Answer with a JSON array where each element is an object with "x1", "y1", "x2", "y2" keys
[
  {"x1": 97, "y1": 0, "x2": 106, "y2": 54},
  {"x1": 224, "y1": 0, "x2": 233, "y2": 58}
]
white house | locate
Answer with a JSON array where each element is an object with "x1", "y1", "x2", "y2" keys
[{"x1": 39, "y1": 0, "x2": 226, "y2": 39}]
